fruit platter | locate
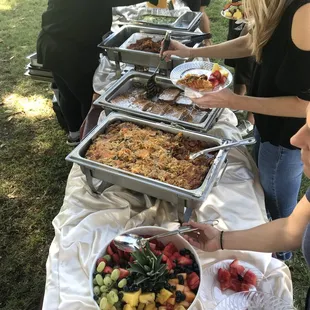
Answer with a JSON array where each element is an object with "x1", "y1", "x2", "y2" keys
[
  {"x1": 221, "y1": 1, "x2": 245, "y2": 21},
  {"x1": 91, "y1": 227, "x2": 202, "y2": 310}
]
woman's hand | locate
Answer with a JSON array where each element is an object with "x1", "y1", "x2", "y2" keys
[
  {"x1": 192, "y1": 88, "x2": 237, "y2": 110},
  {"x1": 162, "y1": 40, "x2": 192, "y2": 60},
  {"x1": 183, "y1": 221, "x2": 221, "y2": 252}
]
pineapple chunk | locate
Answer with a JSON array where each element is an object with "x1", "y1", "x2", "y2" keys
[
  {"x1": 212, "y1": 63, "x2": 221, "y2": 73},
  {"x1": 145, "y1": 303, "x2": 156, "y2": 310},
  {"x1": 158, "y1": 307, "x2": 167, "y2": 310},
  {"x1": 167, "y1": 298, "x2": 176, "y2": 305},
  {"x1": 138, "y1": 304, "x2": 145, "y2": 310},
  {"x1": 156, "y1": 289, "x2": 173, "y2": 305},
  {"x1": 174, "y1": 306, "x2": 186, "y2": 310},
  {"x1": 168, "y1": 279, "x2": 178, "y2": 286},
  {"x1": 233, "y1": 10, "x2": 243, "y2": 19},
  {"x1": 176, "y1": 285, "x2": 184, "y2": 292},
  {"x1": 224, "y1": 11, "x2": 232, "y2": 17},
  {"x1": 123, "y1": 305, "x2": 136, "y2": 310},
  {"x1": 123, "y1": 290, "x2": 142, "y2": 307},
  {"x1": 220, "y1": 69, "x2": 229, "y2": 78},
  {"x1": 139, "y1": 293, "x2": 155, "y2": 304}
]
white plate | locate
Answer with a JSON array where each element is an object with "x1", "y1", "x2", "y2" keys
[
  {"x1": 215, "y1": 291, "x2": 295, "y2": 310},
  {"x1": 199, "y1": 259, "x2": 273, "y2": 306},
  {"x1": 170, "y1": 61, "x2": 233, "y2": 98},
  {"x1": 220, "y1": 9, "x2": 245, "y2": 23}
]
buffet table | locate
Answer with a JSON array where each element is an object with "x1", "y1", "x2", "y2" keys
[{"x1": 42, "y1": 109, "x2": 293, "y2": 310}]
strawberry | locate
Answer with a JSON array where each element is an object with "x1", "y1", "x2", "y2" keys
[
  {"x1": 117, "y1": 249, "x2": 124, "y2": 259},
  {"x1": 166, "y1": 258, "x2": 174, "y2": 271},
  {"x1": 187, "y1": 272, "x2": 200, "y2": 290},
  {"x1": 119, "y1": 268, "x2": 130, "y2": 279},
  {"x1": 110, "y1": 241, "x2": 118, "y2": 253},
  {"x1": 107, "y1": 245, "x2": 114, "y2": 256},
  {"x1": 177, "y1": 256, "x2": 193, "y2": 266},
  {"x1": 243, "y1": 270, "x2": 257, "y2": 286},
  {"x1": 129, "y1": 255, "x2": 134, "y2": 263},
  {"x1": 171, "y1": 252, "x2": 181, "y2": 260},
  {"x1": 96, "y1": 257, "x2": 107, "y2": 266},
  {"x1": 162, "y1": 254, "x2": 168, "y2": 262},
  {"x1": 220, "y1": 76, "x2": 227, "y2": 84},
  {"x1": 212, "y1": 70, "x2": 222, "y2": 80},
  {"x1": 103, "y1": 266, "x2": 113, "y2": 274},
  {"x1": 149, "y1": 242, "x2": 157, "y2": 251},
  {"x1": 112, "y1": 253, "x2": 120, "y2": 265},
  {"x1": 163, "y1": 242, "x2": 178, "y2": 257}
]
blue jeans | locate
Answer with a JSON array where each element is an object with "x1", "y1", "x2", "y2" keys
[{"x1": 253, "y1": 129, "x2": 303, "y2": 260}]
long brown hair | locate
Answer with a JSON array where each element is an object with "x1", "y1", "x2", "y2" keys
[{"x1": 244, "y1": 0, "x2": 289, "y2": 62}]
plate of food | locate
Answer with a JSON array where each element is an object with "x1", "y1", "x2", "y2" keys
[
  {"x1": 199, "y1": 259, "x2": 273, "y2": 305},
  {"x1": 221, "y1": 1, "x2": 245, "y2": 21},
  {"x1": 91, "y1": 226, "x2": 202, "y2": 310},
  {"x1": 170, "y1": 62, "x2": 233, "y2": 98},
  {"x1": 215, "y1": 291, "x2": 295, "y2": 310}
]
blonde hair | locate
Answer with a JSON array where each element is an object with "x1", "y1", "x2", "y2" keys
[{"x1": 244, "y1": 0, "x2": 289, "y2": 62}]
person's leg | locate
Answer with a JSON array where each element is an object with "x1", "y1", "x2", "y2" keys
[
  {"x1": 52, "y1": 72, "x2": 83, "y2": 133},
  {"x1": 257, "y1": 138, "x2": 303, "y2": 260}
]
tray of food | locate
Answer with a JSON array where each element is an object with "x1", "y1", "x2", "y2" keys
[
  {"x1": 221, "y1": 1, "x2": 245, "y2": 21},
  {"x1": 128, "y1": 8, "x2": 202, "y2": 31},
  {"x1": 66, "y1": 112, "x2": 228, "y2": 204},
  {"x1": 98, "y1": 25, "x2": 203, "y2": 72},
  {"x1": 94, "y1": 71, "x2": 223, "y2": 132}
]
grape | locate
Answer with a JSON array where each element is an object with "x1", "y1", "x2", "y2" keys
[
  {"x1": 118, "y1": 279, "x2": 127, "y2": 288},
  {"x1": 103, "y1": 275, "x2": 113, "y2": 286},
  {"x1": 100, "y1": 285, "x2": 109, "y2": 293},
  {"x1": 103, "y1": 255, "x2": 111, "y2": 262},
  {"x1": 111, "y1": 269, "x2": 120, "y2": 281},
  {"x1": 96, "y1": 274, "x2": 104, "y2": 286},
  {"x1": 97, "y1": 261, "x2": 106, "y2": 273},
  {"x1": 101, "y1": 292, "x2": 107, "y2": 298},
  {"x1": 107, "y1": 291, "x2": 119, "y2": 305},
  {"x1": 100, "y1": 297, "x2": 108, "y2": 310},
  {"x1": 93, "y1": 278, "x2": 98, "y2": 285},
  {"x1": 93, "y1": 286, "x2": 100, "y2": 296}
]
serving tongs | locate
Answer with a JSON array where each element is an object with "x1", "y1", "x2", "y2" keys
[
  {"x1": 172, "y1": 33, "x2": 212, "y2": 46},
  {"x1": 114, "y1": 220, "x2": 219, "y2": 252},
  {"x1": 189, "y1": 137, "x2": 256, "y2": 160},
  {"x1": 146, "y1": 30, "x2": 171, "y2": 99}
]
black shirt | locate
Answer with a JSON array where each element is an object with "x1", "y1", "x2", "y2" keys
[
  {"x1": 37, "y1": 0, "x2": 158, "y2": 69},
  {"x1": 250, "y1": 0, "x2": 310, "y2": 149}
]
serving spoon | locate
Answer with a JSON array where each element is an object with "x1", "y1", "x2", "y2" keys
[
  {"x1": 189, "y1": 137, "x2": 256, "y2": 160},
  {"x1": 114, "y1": 220, "x2": 218, "y2": 252}
]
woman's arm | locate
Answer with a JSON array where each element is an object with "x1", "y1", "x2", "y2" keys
[
  {"x1": 223, "y1": 195, "x2": 310, "y2": 252},
  {"x1": 184, "y1": 194, "x2": 310, "y2": 253},
  {"x1": 163, "y1": 34, "x2": 253, "y2": 60}
]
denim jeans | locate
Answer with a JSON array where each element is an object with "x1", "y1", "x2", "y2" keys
[{"x1": 253, "y1": 128, "x2": 303, "y2": 260}]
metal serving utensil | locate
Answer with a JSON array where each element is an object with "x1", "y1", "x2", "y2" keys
[
  {"x1": 146, "y1": 30, "x2": 171, "y2": 99},
  {"x1": 189, "y1": 137, "x2": 256, "y2": 160},
  {"x1": 114, "y1": 220, "x2": 219, "y2": 252}
]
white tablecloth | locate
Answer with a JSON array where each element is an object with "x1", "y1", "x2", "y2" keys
[{"x1": 42, "y1": 109, "x2": 293, "y2": 310}]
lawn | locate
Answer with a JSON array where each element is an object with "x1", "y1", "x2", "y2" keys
[{"x1": 0, "y1": 0, "x2": 309, "y2": 309}]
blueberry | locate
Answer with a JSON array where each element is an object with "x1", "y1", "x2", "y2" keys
[
  {"x1": 180, "y1": 249, "x2": 186, "y2": 256},
  {"x1": 193, "y1": 263, "x2": 198, "y2": 268},
  {"x1": 123, "y1": 286, "x2": 129, "y2": 292},
  {"x1": 156, "y1": 303, "x2": 161, "y2": 307},
  {"x1": 176, "y1": 290, "x2": 182, "y2": 297},
  {"x1": 170, "y1": 285, "x2": 176, "y2": 291},
  {"x1": 178, "y1": 275, "x2": 184, "y2": 285}
]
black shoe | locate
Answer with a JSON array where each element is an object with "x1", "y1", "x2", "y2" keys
[{"x1": 66, "y1": 135, "x2": 80, "y2": 146}]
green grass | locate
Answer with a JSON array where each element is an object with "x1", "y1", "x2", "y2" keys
[{"x1": 0, "y1": 0, "x2": 309, "y2": 309}]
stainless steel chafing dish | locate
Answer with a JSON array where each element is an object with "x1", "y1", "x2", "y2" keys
[
  {"x1": 98, "y1": 25, "x2": 202, "y2": 72},
  {"x1": 128, "y1": 9, "x2": 202, "y2": 31},
  {"x1": 94, "y1": 71, "x2": 223, "y2": 132},
  {"x1": 25, "y1": 53, "x2": 53, "y2": 82},
  {"x1": 66, "y1": 112, "x2": 228, "y2": 206}
]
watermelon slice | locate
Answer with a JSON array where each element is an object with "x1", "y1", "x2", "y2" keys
[
  {"x1": 187, "y1": 272, "x2": 200, "y2": 290},
  {"x1": 163, "y1": 242, "x2": 178, "y2": 257},
  {"x1": 243, "y1": 270, "x2": 257, "y2": 286}
]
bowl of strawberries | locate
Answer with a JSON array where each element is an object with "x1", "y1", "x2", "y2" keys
[{"x1": 90, "y1": 226, "x2": 202, "y2": 310}]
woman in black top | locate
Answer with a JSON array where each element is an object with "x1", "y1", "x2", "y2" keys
[
  {"x1": 163, "y1": 0, "x2": 310, "y2": 260},
  {"x1": 37, "y1": 0, "x2": 158, "y2": 145}
]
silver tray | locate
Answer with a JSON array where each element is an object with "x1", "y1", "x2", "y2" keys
[
  {"x1": 98, "y1": 25, "x2": 201, "y2": 72},
  {"x1": 25, "y1": 64, "x2": 53, "y2": 83},
  {"x1": 66, "y1": 112, "x2": 228, "y2": 205},
  {"x1": 129, "y1": 9, "x2": 202, "y2": 31},
  {"x1": 94, "y1": 71, "x2": 223, "y2": 132}
]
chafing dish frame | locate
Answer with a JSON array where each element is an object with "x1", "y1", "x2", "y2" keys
[
  {"x1": 129, "y1": 9, "x2": 202, "y2": 31},
  {"x1": 98, "y1": 25, "x2": 202, "y2": 73},
  {"x1": 66, "y1": 112, "x2": 228, "y2": 206},
  {"x1": 93, "y1": 71, "x2": 223, "y2": 132}
]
